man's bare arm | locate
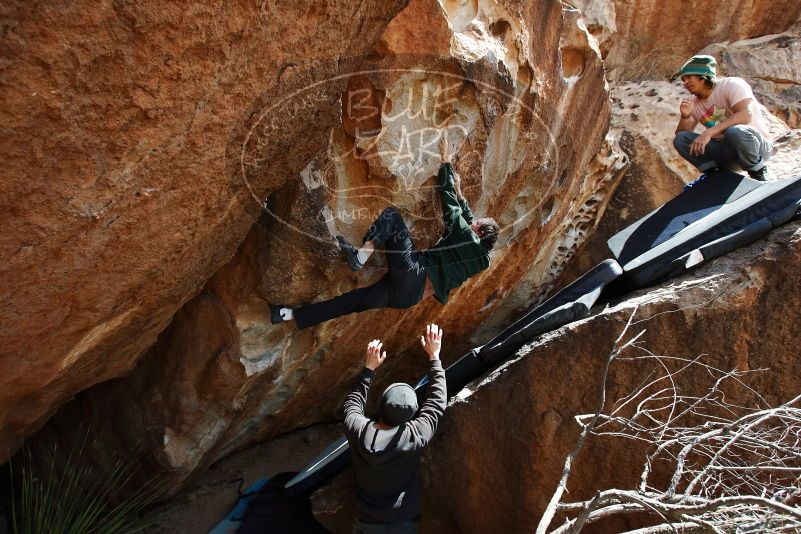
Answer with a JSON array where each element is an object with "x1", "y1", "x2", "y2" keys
[
  {"x1": 453, "y1": 171, "x2": 465, "y2": 200},
  {"x1": 675, "y1": 98, "x2": 698, "y2": 134}
]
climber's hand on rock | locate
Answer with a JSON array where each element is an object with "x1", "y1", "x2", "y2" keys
[
  {"x1": 420, "y1": 324, "x2": 442, "y2": 361},
  {"x1": 365, "y1": 339, "x2": 387, "y2": 370},
  {"x1": 439, "y1": 134, "x2": 451, "y2": 163}
]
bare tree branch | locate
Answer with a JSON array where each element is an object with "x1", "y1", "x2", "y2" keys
[
  {"x1": 540, "y1": 310, "x2": 801, "y2": 534},
  {"x1": 551, "y1": 489, "x2": 801, "y2": 533},
  {"x1": 621, "y1": 522, "x2": 704, "y2": 534}
]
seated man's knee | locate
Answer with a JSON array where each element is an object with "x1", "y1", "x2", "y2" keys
[
  {"x1": 673, "y1": 131, "x2": 694, "y2": 150},
  {"x1": 724, "y1": 125, "x2": 755, "y2": 146}
]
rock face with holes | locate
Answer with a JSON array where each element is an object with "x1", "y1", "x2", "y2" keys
[
  {"x1": 571, "y1": 0, "x2": 801, "y2": 80},
  {"x1": 26, "y1": 0, "x2": 626, "y2": 491},
  {"x1": 311, "y1": 221, "x2": 801, "y2": 533}
]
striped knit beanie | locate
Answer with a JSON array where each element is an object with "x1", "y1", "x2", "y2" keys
[{"x1": 679, "y1": 55, "x2": 717, "y2": 78}]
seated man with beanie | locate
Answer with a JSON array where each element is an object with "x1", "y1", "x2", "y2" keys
[
  {"x1": 342, "y1": 324, "x2": 447, "y2": 533},
  {"x1": 270, "y1": 136, "x2": 499, "y2": 329},
  {"x1": 673, "y1": 54, "x2": 773, "y2": 188}
]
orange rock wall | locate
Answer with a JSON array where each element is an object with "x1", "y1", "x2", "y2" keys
[
  {"x1": 0, "y1": 0, "x2": 409, "y2": 460},
  {"x1": 574, "y1": 0, "x2": 801, "y2": 79},
  {"x1": 26, "y1": 0, "x2": 626, "y2": 491}
]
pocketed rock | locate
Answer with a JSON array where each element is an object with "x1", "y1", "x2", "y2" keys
[{"x1": 27, "y1": 0, "x2": 626, "y2": 493}]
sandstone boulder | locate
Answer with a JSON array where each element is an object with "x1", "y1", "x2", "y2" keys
[
  {"x1": 0, "y1": 0, "x2": 409, "y2": 462},
  {"x1": 28, "y1": 0, "x2": 626, "y2": 492},
  {"x1": 571, "y1": 0, "x2": 801, "y2": 80}
]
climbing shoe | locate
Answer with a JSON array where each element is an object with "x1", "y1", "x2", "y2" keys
[
  {"x1": 269, "y1": 304, "x2": 284, "y2": 325},
  {"x1": 748, "y1": 166, "x2": 768, "y2": 182},
  {"x1": 336, "y1": 235, "x2": 363, "y2": 271}
]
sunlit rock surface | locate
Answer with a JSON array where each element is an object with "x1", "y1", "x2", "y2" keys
[
  {"x1": 572, "y1": 0, "x2": 801, "y2": 80},
  {"x1": 27, "y1": 0, "x2": 625, "y2": 491},
  {"x1": 0, "y1": 0, "x2": 410, "y2": 463},
  {"x1": 701, "y1": 30, "x2": 801, "y2": 129}
]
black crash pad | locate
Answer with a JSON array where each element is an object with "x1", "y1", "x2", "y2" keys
[
  {"x1": 283, "y1": 437, "x2": 349, "y2": 497},
  {"x1": 478, "y1": 259, "x2": 623, "y2": 365},
  {"x1": 413, "y1": 348, "x2": 490, "y2": 400},
  {"x1": 234, "y1": 472, "x2": 327, "y2": 534}
]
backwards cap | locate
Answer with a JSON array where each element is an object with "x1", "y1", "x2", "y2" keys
[{"x1": 380, "y1": 383, "x2": 418, "y2": 426}]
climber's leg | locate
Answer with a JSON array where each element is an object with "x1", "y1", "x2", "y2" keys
[{"x1": 293, "y1": 276, "x2": 393, "y2": 329}]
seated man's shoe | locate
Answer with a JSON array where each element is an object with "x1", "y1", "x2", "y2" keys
[
  {"x1": 748, "y1": 166, "x2": 768, "y2": 182},
  {"x1": 269, "y1": 304, "x2": 285, "y2": 325},
  {"x1": 336, "y1": 235, "x2": 363, "y2": 271}
]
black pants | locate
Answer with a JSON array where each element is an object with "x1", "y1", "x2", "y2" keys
[
  {"x1": 353, "y1": 519, "x2": 416, "y2": 534},
  {"x1": 294, "y1": 208, "x2": 427, "y2": 330}
]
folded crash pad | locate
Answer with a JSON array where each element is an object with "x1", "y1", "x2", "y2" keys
[
  {"x1": 283, "y1": 437, "x2": 350, "y2": 498},
  {"x1": 609, "y1": 171, "x2": 801, "y2": 287},
  {"x1": 478, "y1": 259, "x2": 623, "y2": 365},
  {"x1": 210, "y1": 472, "x2": 326, "y2": 534}
]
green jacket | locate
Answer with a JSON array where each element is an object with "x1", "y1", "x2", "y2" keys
[{"x1": 421, "y1": 163, "x2": 490, "y2": 304}]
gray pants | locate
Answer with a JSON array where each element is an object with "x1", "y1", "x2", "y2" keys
[
  {"x1": 353, "y1": 519, "x2": 416, "y2": 534},
  {"x1": 673, "y1": 125, "x2": 772, "y2": 173}
]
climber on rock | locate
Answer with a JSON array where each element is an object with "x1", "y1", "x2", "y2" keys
[
  {"x1": 672, "y1": 54, "x2": 773, "y2": 189},
  {"x1": 343, "y1": 324, "x2": 447, "y2": 532},
  {"x1": 269, "y1": 135, "x2": 499, "y2": 330}
]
